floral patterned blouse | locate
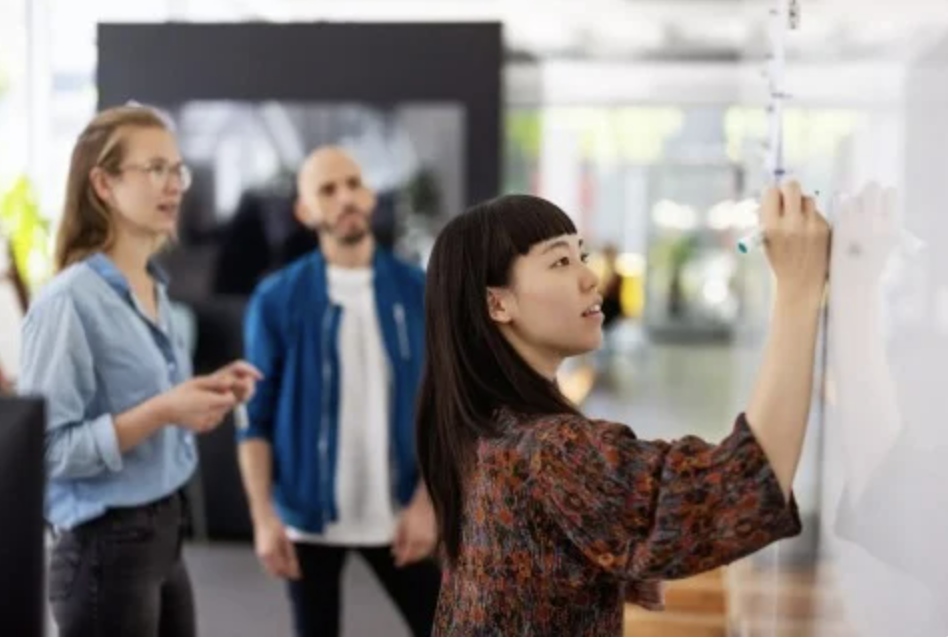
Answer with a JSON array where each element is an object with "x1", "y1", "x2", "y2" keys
[{"x1": 433, "y1": 410, "x2": 802, "y2": 636}]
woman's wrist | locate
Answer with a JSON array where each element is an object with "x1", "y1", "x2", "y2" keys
[
  {"x1": 145, "y1": 391, "x2": 173, "y2": 428},
  {"x1": 773, "y1": 284, "x2": 825, "y2": 320}
]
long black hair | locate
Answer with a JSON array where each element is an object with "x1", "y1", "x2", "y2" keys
[{"x1": 416, "y1": 194, "x2": 584, "y2": 566}]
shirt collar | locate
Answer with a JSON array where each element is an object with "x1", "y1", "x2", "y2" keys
[{"x1": 86, "y1": 252, "x2": 170, "y2": 296}]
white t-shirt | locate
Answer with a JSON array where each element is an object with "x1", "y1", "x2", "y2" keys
[{"x1": 286, "y1": 266, "x2": 398, "y2": 546}]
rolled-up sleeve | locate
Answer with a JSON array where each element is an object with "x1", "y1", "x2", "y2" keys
[
  {"x1": 239, "y1": 284, "x2": 283, "y2": 442},
  {"x1": 532, "y1": 413, "x2": 801, "y2": 582},
  {"x1": 18, "y1": 294, "x2": 123, "y2": 478}
]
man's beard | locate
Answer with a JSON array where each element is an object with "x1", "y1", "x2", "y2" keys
[
  {"x1": 337, "y1": 228, "x2": 369, "y2": 246},
  {"x1": 318, "y1": 210, "x2": 370, "y2": 245}
]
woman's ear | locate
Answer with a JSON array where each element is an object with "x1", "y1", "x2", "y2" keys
[
  {"x1": 89, "y1": 167, "x2": 114, "y2": 205},
  {"x1": 487, "y1": 288, "x2": 514, "y2": 324}
]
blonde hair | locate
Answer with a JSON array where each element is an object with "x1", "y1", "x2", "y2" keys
[{"x1": 54, "y1": 105, "x2": 170, "y2": 272}]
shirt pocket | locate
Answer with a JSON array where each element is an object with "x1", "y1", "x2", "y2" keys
[{"x1": 95, "y1": 336, "x2": 172, "y2": 413}]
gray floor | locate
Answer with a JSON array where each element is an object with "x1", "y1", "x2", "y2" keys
[
  {"x1": 585, "y1": 328, "x2": 758, "y2": 442},
  {"x1": 186, "y1": 543, "x2": 410, "y2": 637},
  {"x1": 183, "y1": 334, "x2": 753, "y2": 637}
]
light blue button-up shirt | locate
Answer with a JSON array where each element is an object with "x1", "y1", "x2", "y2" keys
[{"x1": 18, "y1": 253, "x2": 197, "y2": 530}]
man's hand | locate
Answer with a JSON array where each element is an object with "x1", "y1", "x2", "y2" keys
[
  {"x1": 392, "y1": 489, "x2": 437, "y2": 568},
  {"x1": 254, "y1": 513, "x2": 301, "y2": 580}
]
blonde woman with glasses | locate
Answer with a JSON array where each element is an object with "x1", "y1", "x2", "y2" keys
[{"x1": 18, "y1": 105, "x2": 261, "y2": 636}]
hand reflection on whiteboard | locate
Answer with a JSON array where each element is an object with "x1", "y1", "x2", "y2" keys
[
  {"x1": 827, "y1": 182, "x2": 948, "y2": 634},
  {"x1": 827, "y1": 183, "x2": 904, "y2": 501}
]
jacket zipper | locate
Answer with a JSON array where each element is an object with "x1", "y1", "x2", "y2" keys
[
  {"x1": 393, "y1": 303, "x2": 410, "y2": 361},
  {"x1": 389, "y1": 361, "x2": 400, "y2": 508},
  {"x1": 319, "y1": 305, "x2": 336, "y2": 523},
  {"x1": 391, "y1": 302, "x2": 410, "y2": 505}
]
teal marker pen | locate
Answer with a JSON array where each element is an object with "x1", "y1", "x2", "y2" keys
[{"x1": 737, "y1": 229, "x2": 765, "y2": 254}]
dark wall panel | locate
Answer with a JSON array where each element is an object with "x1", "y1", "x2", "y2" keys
[{"x1": 97, "y1": 22, "x2": 502, "y2": 205}]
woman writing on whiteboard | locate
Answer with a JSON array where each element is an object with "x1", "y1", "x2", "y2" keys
[
  {"x1": 417, "y1": 182, "x2": 830, "y2": 636},
  {"x1": 18, "y1": 105, "x2": 260, "y2": 636}
]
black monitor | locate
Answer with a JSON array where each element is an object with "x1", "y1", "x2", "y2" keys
[{"x1": 0, "y1": 396, "x2": 46, "y2": 635}]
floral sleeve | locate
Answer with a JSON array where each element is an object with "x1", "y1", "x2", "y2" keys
[{"x1": 530, "y1": 413, "x2": 801, "y2": 581}]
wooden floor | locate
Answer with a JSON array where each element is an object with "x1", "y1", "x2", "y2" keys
[{"x1": 624, "y1": 569, "x2": 727, "y2": 637}]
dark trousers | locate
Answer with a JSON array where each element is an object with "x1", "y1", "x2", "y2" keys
[
  {"x1": 288, "y1": 543, "x2": 441, "y2": 637},
  {"x1": 48, "y1": 491, "x2": 196, "y2": 637}
]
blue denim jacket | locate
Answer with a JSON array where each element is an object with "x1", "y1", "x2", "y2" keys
[
  {"x1": 239, "y1": 248, "x2": 426, "y2": 534},
  {"x1": 17, "y1": 254, "x2": 197, "y2": 530}
]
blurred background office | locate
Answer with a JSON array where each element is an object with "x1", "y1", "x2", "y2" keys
[{"x1": 1, "y1": 0, "x2": 947, "y2": 635}]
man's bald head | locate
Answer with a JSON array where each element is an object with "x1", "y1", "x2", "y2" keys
[
  {"x1": 297, "y1": 146, "x2": 357, "y2": 195},
  {"x1": 296, "y1": 146, "x2": 377, "y2": 246}
]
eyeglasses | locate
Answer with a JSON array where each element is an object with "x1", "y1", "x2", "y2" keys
[{"x1": 118, "y1": 163, "x2": 193, "y2": 191}]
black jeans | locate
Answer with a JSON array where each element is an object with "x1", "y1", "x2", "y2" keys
[
  {"x1": 48, "y1": 490, "x2": 196, "y2": 637},
  {"x1": 288, "y1": 543, "x2": 441, "y2": 637}
]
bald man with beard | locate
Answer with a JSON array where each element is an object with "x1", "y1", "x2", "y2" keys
[{"x1": 238, "y1": 147, "x2": 440, "y2": 636}]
